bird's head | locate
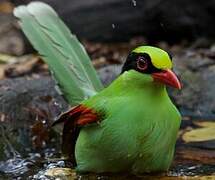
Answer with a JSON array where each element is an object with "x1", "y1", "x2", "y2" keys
[{"x1": 121, "y1": 46, "x2": 181, "y2": 89}]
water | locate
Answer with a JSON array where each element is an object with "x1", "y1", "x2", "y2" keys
[
  {"x1": 0, "y1": 115, "x2": 214, "y2": 179},
  {"x1": 1, "y1": 156, "x2": 214, "y2": 179},
  {"x1": 132, "y1": 0, "x2": 137, "y2": 7}
]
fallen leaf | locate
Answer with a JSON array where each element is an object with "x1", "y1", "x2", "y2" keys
[
  {"x1": 0, "y1": 53, "x2": 15, "y2": 63},
  {"x1": 182, "y1": 121, "x2": 215, "y2": 143},
  {"x1": 92, "y1": 57, "x2": 107, "y2": 68},
  {"x1": 45, "y1": 168, "x2": 76, "y2": 179},
  {"x1": 5, "y1": 55, "x2": 40, "y2": 77},
  {"x1": 0, "y1": 2, "x2": 14, "y2": 13},
  {"x1": 175, "y1": 147, "x2": 215, "y2": 164},
  {"x1": 0, "y1": 53, "x2": 16, "y2": 79},
  {"x1": 31, "y1": 120, "x2": 49, "y2": 148}
]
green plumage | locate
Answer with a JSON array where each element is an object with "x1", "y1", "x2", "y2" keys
[
  {"x1": 14, "y1": 2, "x2": 103, "y2": 106},
  {"x1": 14, "y1": 2, "x2": 181, "y2": 174},
  {"x1": 76, "y1": 70, "x2": 181, "y2": 173}
]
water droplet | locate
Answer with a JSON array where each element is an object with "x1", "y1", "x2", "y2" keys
[
  {"x1": 160, "y1": 22, "x2": 164, "y2": 27},
  {"x1": 46, "y1": 163, "x2": 57, "y2": 169},
  {"x1": 132, "y1": 0, "x2": 137, "y2": 7},
  {"x1": 53, "y1": 101, "x2": 60, "y2": 106},
  {"x1": 188, "y1": 166, "x2": 197, "y2": 170},
  {"x1": 57, "y1": 161, "x2": 65, "y2": 167},
  {"x1": 112, "y1": 24, "x2": 115, "y2": 29}
]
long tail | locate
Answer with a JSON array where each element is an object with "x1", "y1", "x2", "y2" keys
[{"x1": 13, "y1": 2, "x2": 103, "y2": 106}]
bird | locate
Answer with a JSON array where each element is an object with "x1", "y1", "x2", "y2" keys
[{"x1": 14, "y1": 2, "x2": 181, "y2": 174}]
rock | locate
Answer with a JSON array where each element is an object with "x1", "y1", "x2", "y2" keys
[
  {"x1": 98, "y1": 64, "x2": 122, "y2": 86},
  {"x1": 0, "y1": 76, "x2": 67, "y2": 125},
  {"x1": 0, "y1": 76, "x2": 68, "y2": 160},
  {"x1": 172, "y1": 50, "x2": 215, "y2": 118},
  {"x1": 0, "y1": 13, "x2": 25, "y2": 55},
  {"x1": 11, "y1": 0, "x2": 215, "y2": 42}
]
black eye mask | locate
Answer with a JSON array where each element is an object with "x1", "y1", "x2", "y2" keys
[{"x1": 121, "y1": 52, "x2": 162, "y2": 74}]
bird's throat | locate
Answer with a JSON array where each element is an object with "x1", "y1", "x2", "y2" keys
[{"x1": 109, "y1": 70, "x2": 169, "y2": 100}]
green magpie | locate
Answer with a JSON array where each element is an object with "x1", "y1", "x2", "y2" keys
[{"x1": 14, "y1": 2, "x2": 181, "y2": 174}]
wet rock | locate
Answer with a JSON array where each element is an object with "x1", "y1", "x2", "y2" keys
[
  {"x1": 0, "y1": 76, "x2": 68, "y2": 161},
  {"x1": 36, "y1": 167, "x2": 215, "y2": 180},
  {"x1": 172, "y1": 50, "x2": 215, "y2": 118},
  {"x1": 0, "y1": 76, "x2": 67, "y2": 125}
]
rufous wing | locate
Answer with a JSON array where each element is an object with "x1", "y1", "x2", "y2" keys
[{"x1": 53, "y1": 104, "x2": 99, "y2": 165}]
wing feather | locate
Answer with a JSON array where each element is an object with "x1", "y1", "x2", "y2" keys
[{"x1": 54, "y1": 105, "x2": 100, "y2": 163}]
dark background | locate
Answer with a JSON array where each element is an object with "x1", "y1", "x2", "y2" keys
[{"x1": 10, "y1": 0, "x2": 215, "y2": 43}]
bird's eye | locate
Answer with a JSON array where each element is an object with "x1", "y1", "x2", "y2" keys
[{"x1": 137, "y1": 56, "x2": 148, "y2": 71}]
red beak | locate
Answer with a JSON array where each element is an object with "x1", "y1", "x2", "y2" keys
[{"x1": 152, "y1": 69, "x2": 182, "y2": 89}]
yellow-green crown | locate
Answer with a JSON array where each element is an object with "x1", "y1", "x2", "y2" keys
[{"x1": 132, "y1": 46, "x2": 172, "y2": 69}]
